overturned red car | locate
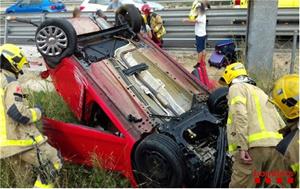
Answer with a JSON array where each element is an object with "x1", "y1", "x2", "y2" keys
[{"x1": 30, "y1": 5, "x2": 231, "y2": 187}]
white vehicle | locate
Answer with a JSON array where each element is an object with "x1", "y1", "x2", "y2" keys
[{"x1": 80, "y1": 0, "x2": 164, "y2": 12}]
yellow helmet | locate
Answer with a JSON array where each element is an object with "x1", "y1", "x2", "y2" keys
[
  {"x1": 219, "y1": 62, "x2": 248, "y2": 85},
  {"x1": 0, "y1": 44, "x2": 28, "y2": 73},
  {"x1": 272, "y1": 74, "x2": 299, "y2": 119}
]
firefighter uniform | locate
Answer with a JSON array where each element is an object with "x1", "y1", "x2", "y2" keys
[
  {"x1": 141, "y1": 5, "x2": 166, "y2": 47},
  {"x1": 220, "y1": 63, "x2": 289, "y2": 187},
  {"x1": 273, "y1": 74, "x2": 299, "y2": 188},
  {"x1": 0, "y1": 44, "x2": 62, "y2": 188}
]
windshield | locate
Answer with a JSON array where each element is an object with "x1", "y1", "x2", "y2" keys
[{"x1": 89, "y1": 0, "x2": 110, "y2": 5}]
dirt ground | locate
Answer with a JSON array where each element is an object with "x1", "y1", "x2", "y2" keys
[
  {"x1": 19, "y1": 44, "x2": 299, "y2": 92},
  {"x1": 169, "y1": 50, "x2": 299, "y2": 85}
]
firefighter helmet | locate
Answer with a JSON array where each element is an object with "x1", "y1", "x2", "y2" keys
[
  {"x1": 219, "y1": 62, "x2": 248, "y2": 85},
  {"x1": 141, "y1": 4, "x2": 151, "y2": 15},
  {"x1": 0, "y1": 43, "x2": 28, "y2": 73},
  {"x1": 272, "y1": 74, "x2": 299, "y2": 119}
]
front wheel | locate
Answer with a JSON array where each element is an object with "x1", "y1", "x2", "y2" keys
[{"x1": 133, "y1": 134, "x2": 185, "y2": 187}]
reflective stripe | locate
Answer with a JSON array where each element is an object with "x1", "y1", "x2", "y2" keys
[
  {"x1": 0, "y1": 135, "x2": 44, "y2": 146},
  {"x1": 34, "y1": 179, "x2": 54, "y2": 188},
  {"x1": 0, "y1": 88, "x2": 7, "y2": 140},
  {"x1": 30, "y1": 108, "x2": 38, "y2": 122},
  {"x1": 248, "y1": 131, "x2": 283, "y2": 143},
  {"x1": 53, "y1": 161, "x2": 61, "y2": 170},
  {"x1": 228, "y1": 143, "x2": 237, "y2": 152},
  {"x1": 291, "y1": 163, "x2": 299, "y2": 173},
  {"x1": 230, "y1": 96, "x2": 247, "y2": 105},
  {"x1": 227, "y1": 113, "x2": 232, "y2": 125},
  {"x1": 252, "y1": 92, "x2": 267, "y2": 131}
]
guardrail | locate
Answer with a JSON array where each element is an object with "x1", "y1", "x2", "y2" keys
[
  {"x1": 0, "y1": 0, "x2": 232, "y2": 7},
  {"x1": 1, "y1": 8, "x2": 299, "y2": 48}
]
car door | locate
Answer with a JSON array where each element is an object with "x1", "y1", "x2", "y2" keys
[
  {"x1": 28, "y1": 0, "x2": 43, "y2": 12},
  {"x1": 42, "y1": 118, "x2": 134, "y2": 171},
  {"x1": 14, "y1": 0, "x2": 31, "y2": 13},
  {"x1": 87, "y1": 0, "x2": 109, "y2": 11}
]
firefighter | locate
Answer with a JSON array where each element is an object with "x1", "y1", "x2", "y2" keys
[
  {"x1": 141, "y1": 4, "x2": 166, "y2": 48},
  {"x1": 0, "y1": 44, "x2": 62, "y2": 188},
  {"x1": 272, "y1": 74, "x2": 299, "y2": 187},
  {"x1": 219, "y1": 63, "x2": 289, "y2": 187}
]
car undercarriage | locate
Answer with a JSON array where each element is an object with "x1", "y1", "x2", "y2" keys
[{"x1": 14, "y1": 4, "x2": 233, "y2": 187}]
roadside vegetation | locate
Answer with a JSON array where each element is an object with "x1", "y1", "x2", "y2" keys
[{"x1": 0, "y1": 90, "x2": 130, "y2": 188}]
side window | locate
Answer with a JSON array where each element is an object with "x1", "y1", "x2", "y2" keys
[
  {"x1": 30, "y1": 0, "x2": 42, "y2": 4},
  {"x1": 89, "y1": 0, "x2": 110, "y2": 5},
  {"x1": 19, "y1": 0, "x2": 31, "y2": 5},
  {"x1": 89, "y1": 104, "x2": 123, "y2": 137}
]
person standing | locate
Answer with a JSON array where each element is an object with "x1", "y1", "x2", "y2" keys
[
  {"x1": 272, "y1": 74, "x2": 299, "y2": 188},
  {"x1": 219, "y1": 63, "x2": 289, "y2": 187},
  {"x1": 0, "y1": 44, "x2": 62, "y2": 188},
  {"x1": 106, "y1": 0, "x2": 122, "y2": 11},
  {"x1": 183, "y1": 3, "x2": 211, "y2": 87},
  {"x1": 141, "y1": 4, "x2": 166, "y2": 48}
]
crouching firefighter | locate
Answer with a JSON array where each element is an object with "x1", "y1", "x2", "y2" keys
[
  {"x1": 219, "y1": 63, "x2": 289, "y2": 187},
  {"x1": 0, "y1": 44, "x2": 62, "y2": 188},
  {"x1": 272, "y1": 74, "x2": 299, "y2": 188},
  {"x1": 141, "y1": 4, "x2": 166, "y2": 48}
]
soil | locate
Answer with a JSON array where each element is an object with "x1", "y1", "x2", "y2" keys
[{"x1": 19, "y1": 45, "x2": 299, "y2": 92}]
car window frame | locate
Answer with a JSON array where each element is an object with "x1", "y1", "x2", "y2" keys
[{"x1": 30, "y1": 0, "x2": 43, "y2": 5}]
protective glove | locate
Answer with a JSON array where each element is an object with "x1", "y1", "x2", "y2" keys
[{"x1": 35, "y1": 104, "x2": 45, "y2": 117}]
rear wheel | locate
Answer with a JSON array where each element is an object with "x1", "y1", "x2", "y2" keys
[
  {"x1": 133, "y1": 134, "x2": 184, "y2": 187},
  {"x1": 115, "y1": 4, "x2": 142, "y2": 33},
  {"x1": 35, "y1": 18, "x2": 77, "y2": 68},
  {"x1": 208, "y1": 87, "x2": 229, "y2": 115}
]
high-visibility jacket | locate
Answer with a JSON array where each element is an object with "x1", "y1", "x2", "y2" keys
[
  {"x1": 278, "y1": 121, "x2": 299, "y2": 187},
  {"x1": 142, "y1": 13, "x2": 166, "y2": 40},
  {"x1": 226, "y1": 82, "x2": 285, "y2": 152},
  {"x1": 0, "y1": 70, "x2": 45, "y2": 159}
]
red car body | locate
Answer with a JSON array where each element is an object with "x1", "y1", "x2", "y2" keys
[
  {"x1": 41, "y1": 35, "x2": 209, "y2": 186},
  {"x1": 33, "y1": 9, "x2": 230, "y2": 187}
]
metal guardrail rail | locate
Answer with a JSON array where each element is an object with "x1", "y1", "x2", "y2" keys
[
  {"x1": 0, "y1": 0, "x2": 232, "y2": 7},
  {"x1": 0, "y1": 8, "x2": 299, "y2": 48}
]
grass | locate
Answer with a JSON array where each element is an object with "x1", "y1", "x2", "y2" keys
[{"x1": 0, "y1": 89, "x2": 130, "y2": 188}]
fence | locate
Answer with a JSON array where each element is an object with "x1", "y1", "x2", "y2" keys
[{"x1": 1, "y1": 8, "x2": 299, "y2": 48}]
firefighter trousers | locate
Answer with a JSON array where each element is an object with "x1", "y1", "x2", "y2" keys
[
  {"x1": 6, "y1": 142, "x2": 62, "y2": 187},
  {"x1": 229, "y1": 147, "x2": 291, "y2": 188}
]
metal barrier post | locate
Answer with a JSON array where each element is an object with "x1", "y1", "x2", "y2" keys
[
  {"x1": 4, "y1": 17, "x2": 8, "y2": 43},
  {"x1": 290, "y1": 30, "x2": 298, "y2": 74}
]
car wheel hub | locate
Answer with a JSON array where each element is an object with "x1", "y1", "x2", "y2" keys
[{"x1": 36, "y1": 25, "x2": 68, "y2": 56}]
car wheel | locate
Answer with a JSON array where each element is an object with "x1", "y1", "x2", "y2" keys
[
  {"x1": 207, "y1": 87, "x2": 229, "y2": 115},
  {"x1": 35, "y1": 18, "x2": 77, "y2": 68},
  {"x1": 133, "y1": 133, "x2": 184, "y2": 187},
  {"x1": 115, "y1": 4, "x2": 142, "y2": 33}
]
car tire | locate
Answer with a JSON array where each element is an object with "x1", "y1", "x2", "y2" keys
[
  {"x1": 207, "y1": 87, "x2": 229, "y2": 115},
  {"x1": 133, "y1": 133, "x2": 185, "y2": 187},
  {"x1": 115, "y1": 4, "x2": 142, "y2": 33},
  {"x1": 35, "y1": 18, "x2": 77, "y2": 68}
]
